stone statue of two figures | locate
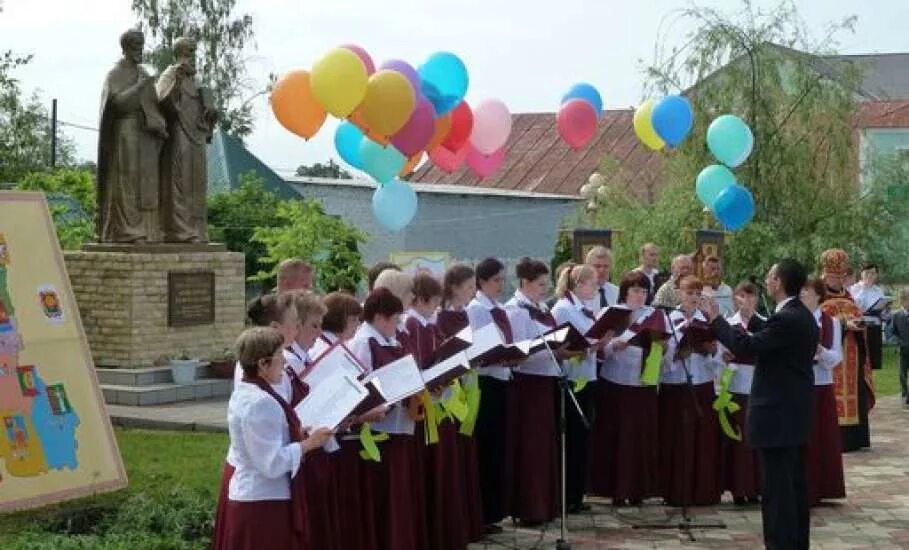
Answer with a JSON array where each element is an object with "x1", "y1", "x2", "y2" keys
[{"x1": 97, "y1": 29, "x2": 218, "y2": 244}]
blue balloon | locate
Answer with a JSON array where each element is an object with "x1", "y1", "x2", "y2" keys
[
  {"x1": 417, "y1": 52, "x2": 469, "y2": 116},
  {"x1": 696, "y1": 164, "x2": 736, "y2": 207},
  {"x1": 360, "y1": 140, "x2": 406, "y2": 184},
  {"x1": 372, "y1": 180, "x2": 418, "y2": 232},
  {"x1": 707, "y1": 114, "x2": 753, "y2": 168},
  {"x1": 712, "y1": 183, "x2": 754, "y2": 231},
  {"x1": 561, "y1": 83, "x2": 603, "y2": 118},
  {"x1": 334, "y1": 122, "x2": 365, "y2": 169},
  {"x1": 651, "y1": 95, "x2": 693, "y2": 147}
]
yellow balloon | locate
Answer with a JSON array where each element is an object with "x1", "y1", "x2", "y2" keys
[
  {"x1": 360, "y1": 70, "x2": 416, "y2": 138},
  {"x1": 311, "y1": 47, "x2": 368, "y2": 118},
  {"x1": 634, "y1": 98, "x2": 665, "y2": 151}
]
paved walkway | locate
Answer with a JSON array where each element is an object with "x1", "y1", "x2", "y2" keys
[{"x1": 107, "y1": 396, "x2": 909, "y2": 548}]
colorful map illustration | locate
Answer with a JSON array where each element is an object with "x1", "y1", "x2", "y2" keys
[{"x1": 0, "y1": 234, "x2": 80, "y2": 481}]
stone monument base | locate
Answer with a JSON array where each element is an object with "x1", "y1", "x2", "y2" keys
[{"x1": 64, "y1": 244, "x2": 245, "y2": 369}]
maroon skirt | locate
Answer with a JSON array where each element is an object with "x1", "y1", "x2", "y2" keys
[
  {"x1": 589, "y1": 381, "x2": 660, "y2": 501},
  {"x1": 720, "y1": 393, "x2": 760, "y2": 499},
  {"x1": 366, "y1": 433, "x2": 424, "y2": 550},
  {"x1": 210, "y1": 462, "x2": 235, "y2": 550},
  {"x1": 806, "y1": 384, "x2": 846, "y2": 504},
  {"x1": 221, "y1": 499, "x2": 302, "y2": 550},
  {"x1": 303, "y1": 449, "x2": 340, "y2": 550},
  {"x1": 337, "y1": 437, "x2": 379, "y2": 550},
  {"x1": 459, "y1": 431, "x2": 485, "y2": 541},
  {"x1": 658, "y1": 382, "x2": 722, "y2": 506},
  {"x1": 509, "y1": 373, "x2": 559, "y2": 521},
  {"x1": 425, "y1": 417, "x2": 471, "y2": 550}
]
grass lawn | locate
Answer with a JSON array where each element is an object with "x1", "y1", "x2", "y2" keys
[
  {"x1": 0, "y1": 428, "x2": 228, "y2": 549},
  {"x1": 875, "y1": 345, "x2": 902, "y2": 398}
]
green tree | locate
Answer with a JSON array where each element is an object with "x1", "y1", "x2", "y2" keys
[
  {"x1": 0, "y1": 51, "x2": 75, "y2": 182},
  {"x1": 131, "y1": 0, "x2": 264, "y2": 139},
  {"x1": 207, "y1": 172, "x2": 287, "y2": 283},
  {"x1": 587, "y1": 0, "x2": 909, "y2": 285},
  {"x1": 16, "y1": 169, "x2": 96, "y2": 249},
  {"x1": 295, "y1": 160, "x2": 352, "y2": 179},
  {"x1": 252, "y1": 201, "x2": 367, "y2": 293}
]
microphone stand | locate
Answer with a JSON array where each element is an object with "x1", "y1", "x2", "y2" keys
[
  {"x1": 630, "y1": 305, "x2": 726, "y2": 541},
  {"x1": 535, "y1": 320, "x2": 590, "y2": 550}
]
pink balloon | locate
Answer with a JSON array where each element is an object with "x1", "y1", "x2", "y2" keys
[
  {"x1": 429, "y1": 144, "x2": 468, "y2": 173},
  {"x1": 466, "y1": 145, "x2": 506, "y2": 179},
  {"x1": 557, "y1": 99, "x2": 598, "y2": 150},
  {"x1": 469, "y1": 99, "x2": 512, "y2": 155},
  {"x1": 391, "y1": 97, "x2": 435, "y2": 156},
  {"x1": 341, "y1": 44, "x2": 375, "y2": 75},
  {"x1": 379, "y1": 59, "x2": 421, "y2": 95}
]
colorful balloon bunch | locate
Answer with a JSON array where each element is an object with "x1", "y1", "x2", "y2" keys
[
  {"x1": 633, "y1": 95, "x2": 694, "y2": 150},
  {"x1": 271, "y1": 45, "x2": 513, "y2": 232},
  {"x1": 557, "y1": 83, "x2": 602, "y2": 149},
  {"x1": 695, "y1": 114, "x2": 755, "y2": 231}
]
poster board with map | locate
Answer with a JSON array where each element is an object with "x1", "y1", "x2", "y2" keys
[
  {"x1": 0, "y1": 192, "x2": 126, "y2": 512},
  {"x1": 389, "y1": 251, "x2": 450, "y2": 279}
]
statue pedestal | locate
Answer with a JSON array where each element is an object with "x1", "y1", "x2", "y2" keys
[{"x1": 63, "y1": 244, "x2": 245, "y2": 368}]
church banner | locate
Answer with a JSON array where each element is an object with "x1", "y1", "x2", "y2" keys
[{"x1": 0, "y1": 192, "x2": 126, "y2": 512}]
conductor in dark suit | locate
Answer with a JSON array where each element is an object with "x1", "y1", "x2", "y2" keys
[{"x1": 704, "y1": 259, "x2": 818, "y2": 550}]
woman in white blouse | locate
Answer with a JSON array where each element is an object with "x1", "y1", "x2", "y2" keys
[
  {"x1": 659, "y1": 275, "x2": 723, "y2": 507},
  {"x1": 550, "y1": 263, "x2": 613, "y2": 512},
  {"x1": 506, "y1": 258, "x2": 563, "y2": 525},
  {"x1": 466, "y1": 257, "x2": 520, "y2": 532},
  {"x1": 717, "y1": 281, "x2": 764, "y2": 505},
  {"x1": 213, "y1": 327, "x2": 332, "y2": 550},
  {"x1": 309, "y1": 292, "x2": 363, "y2": 360},
  {"x1": 588, "y1": 270, "x2": 662, "y2": 507},
  {"x1": 802, "y1": 277, "x2": 846, "y2": 504}
]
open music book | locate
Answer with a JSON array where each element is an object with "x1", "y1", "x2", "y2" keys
[
  {"x1": 294, "y1": 373, "x2": 370, "y2": 430},
  {"x1": 303, "y1": 342, "x2": 368, "y2": 390}
]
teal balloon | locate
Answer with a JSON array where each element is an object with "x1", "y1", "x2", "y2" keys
[
  {"x1": 335, "y1": 122, "x2": 365, "y2": 169},
  {"x1": 712, "y1": 184, "x2": 754, "y2": 231},
  {"x1": 696, "y1": 164, "x2": 736, "y2": 207},
  {"x1": 651, "y1": 95, "x2": 693, "y2": 147},
  {"x1": 418, "y1": 52, "x2": 469, "y2": 116},
  {"x1": 372, "y1": 180, "x2": 418, "y2": 232},
  {"x1": 707, "y1": 114, "x2": 753, "y2": 168},
  {"x1": 360, "y1": 140, "x2": 406, "y2": 184}
]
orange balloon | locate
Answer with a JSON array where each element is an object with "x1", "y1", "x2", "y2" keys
[
  {"x1": 399, "y1": 153, "x2": 424, "y2": 177},
  {"x1": 427, "y1": 114, "x2": 452, "y2": 151},
  {"x1": 270, "y1": 70, "x2": 326, "y2": 139},
  {"x1": 349, "y1": 108, "x2": 390, "y2": 146}
]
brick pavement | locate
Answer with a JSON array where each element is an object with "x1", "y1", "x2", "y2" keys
[
  {"x1": 107, "y1": 395, "x2": 909, "y2": 548},
  {"x1": 471, "y1": 396, "x2": 909, "y2": 549}
]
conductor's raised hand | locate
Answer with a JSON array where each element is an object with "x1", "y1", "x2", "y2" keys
[{"x1": 701, "y1": 296, "x2": 721, "y2": 322}]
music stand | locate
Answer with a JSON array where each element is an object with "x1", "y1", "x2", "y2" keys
[{"x1": 630, "y1": 306, "x2": 726, "y2": 541}]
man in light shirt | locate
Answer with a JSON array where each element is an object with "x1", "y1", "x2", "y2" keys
[
  {"x1": 653, "y1": 254, "x2": 693, "y2": 309},
  {"x1": 585, "y1": 245, "x2": 619, "y2": 310},
  {"x1": 633, "y1": 243, "x2": 663, "y2": 305},
  {"x1": 701, "y1": 255, "x2": 734, "y2": 317},
  {"x1": 850, "y1": 262, "x2": 887, "y2": 371}
]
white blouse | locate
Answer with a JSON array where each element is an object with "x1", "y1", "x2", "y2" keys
[
  {"x1": 661, "y1": 309, "x2": 722, "y2": 385},
  {"x1": 813, "y1": 308, "x2": 843, "y2": 386},
  {"x1": 466, "y1": 291, "x2": 513, "y2": 381},
  {"x1": 599, "y1": 306, "x2": 659, "y2": 387},
  {"x1": 283, "y1": 341, "x2": 309, "y2": 375},
  {"x1": 309, "y1": 332, "x2": 338, "y2": 361},
  {"x1": 348, "y1": 322, "x2": 414, "y2": 435},
  {"x1": 227, "y1": 380, "x2": 303, "y2": 501},
  {"x1": 551, "y1": 292, "x2": 598, "y2": 382},
  {"x1": 506, "y1": 290, "x2": 561, "y2": 377},
  {"x1": 716, "y1": 311, "x2": 762, "y2": 395}
]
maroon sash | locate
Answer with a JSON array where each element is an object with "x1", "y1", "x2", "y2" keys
[
  {"x1": 240, "y1": 375, "x2": 308, "y2": 537},
  {"x1": 435, "y1": 309, "x2": 469, "y2": 339},
  {"x1": 284, "y1": 364, "x2": 309, "y2": 408},
  {"x1": 521, "y1": 303, "x2": 558, "y2": 329},
  {"x1": 368, "y1": 337, "x2": 409, "y2": 369},
  {"x1": 405, "y1": 316, "x2": 440, "y2": 369},
  {"x1": 820, "y1": 312, "x2": 834, "y2": 350},
  {"x1": 489, "y1": 307, "x2": 514, "y2": 344}
]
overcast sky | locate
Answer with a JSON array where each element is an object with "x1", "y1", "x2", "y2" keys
[{"x1": 2, "y1": 0, "x2": 907, "y2": 176}]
